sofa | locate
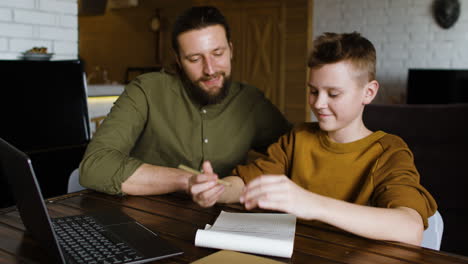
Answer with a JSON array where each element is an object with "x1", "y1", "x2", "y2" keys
[{"x1": 363, "y1": 103, "x2": 468, "y2": 256}]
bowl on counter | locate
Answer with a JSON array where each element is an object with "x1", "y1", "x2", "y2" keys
[{"x1": 22, "y1": 52, "x2": 54, "y2": 61}]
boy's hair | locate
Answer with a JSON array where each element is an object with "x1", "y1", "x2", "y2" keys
[
  {"x1": 172, "y1": 6, "x2": 231, "y2": 56},
  {"x1": 308, "y1": 32, "x2": 376, "y2": 84}
]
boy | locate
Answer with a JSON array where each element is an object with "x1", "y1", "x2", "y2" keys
[{"x1": 188, "y1": 32, "x2": 437, "y2": 246}]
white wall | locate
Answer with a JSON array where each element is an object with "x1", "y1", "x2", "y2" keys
[
  {"x1": 0, "y1": 0, "x2": 78, "y2": 60},
  {"x1": 313, "y1": 0, "x2": 468, "y2": 103}
]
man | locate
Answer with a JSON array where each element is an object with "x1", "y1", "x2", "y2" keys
[{"x1": 79, "y1": 6, "x2": 290, "y2": 196}]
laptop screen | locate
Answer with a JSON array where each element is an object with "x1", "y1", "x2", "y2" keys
[
  {"x1": 0, "y1": 137, "x2": 65, "y2": 263},
  {"x1": 0, "y1": 60, "x2": 90, "y2": 152}
]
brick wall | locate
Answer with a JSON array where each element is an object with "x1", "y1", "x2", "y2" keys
[
  {"x1": 0, "y1": 0, "x2": 77, "y2": 60},
  {"x1": 313, "y1": 0, "x2": 468, "y2": 103}
]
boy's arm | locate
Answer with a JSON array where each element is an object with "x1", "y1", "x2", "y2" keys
[
  {"x1": 308, "y1": 193, "x2": 423, "y2": 245},
  {"x1": 217, "y1": 176, "x2": 245, "y2": 203},
  {"x1": 241, "y1": 175, "x2": 423, "y2": 246}
]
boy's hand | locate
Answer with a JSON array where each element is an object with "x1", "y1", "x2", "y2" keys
[
  {"x1": 188, "y1": 161, "x2": 225, "y2": 207},
  {"x1": 240, "y1": 175, "x2": 316, "y2": 220}
]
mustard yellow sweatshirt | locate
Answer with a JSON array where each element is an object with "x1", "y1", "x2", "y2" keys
[{"x1": 233, "y1": 123, "x2": 437, "y2": 228}]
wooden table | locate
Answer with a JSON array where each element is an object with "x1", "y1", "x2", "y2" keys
[{"x1": 1, "y1": 190, "x2": 467, "y2": 263}]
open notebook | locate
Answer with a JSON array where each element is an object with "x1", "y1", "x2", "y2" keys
[{"x1": 195, "y1": 211, "x2": 296, "y2": 258}]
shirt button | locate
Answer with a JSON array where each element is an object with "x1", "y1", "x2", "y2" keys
[
  {"x1": 201, "y1": 109, "x2": 207, "y2": 114},
  {"x1": 204, "y1": 138, "x2": 208, "y2": 144}
]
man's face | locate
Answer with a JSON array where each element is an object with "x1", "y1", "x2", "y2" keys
[{"x1": 177, "y1": 25, "x2": 232, "y2": 104}]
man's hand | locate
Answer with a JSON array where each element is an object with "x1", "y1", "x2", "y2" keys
[
  {"x1": 240, "y1": 175, "x2": 316, "y2": 220},
  {"x1": 188, "y1": 161, "x2": 225, "y2": 207}
]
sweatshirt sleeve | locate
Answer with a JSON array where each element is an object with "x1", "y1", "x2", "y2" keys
[
  {"x1": 232, "y1": 127, "x2": 296, "y2": 184},
  {"x1": 79, "y1": 79, "x2": 148, "y2": 195},
  {"x1": 371, "y1": 135, "x2": 438, "y2": 229}
]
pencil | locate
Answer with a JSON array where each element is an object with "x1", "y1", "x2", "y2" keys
[{"x1": 178, "y1": 164, "x2": 231, "y2": 186}]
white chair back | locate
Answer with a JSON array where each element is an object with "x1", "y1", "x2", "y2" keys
[
  {"x1": 67, "y1": 168, "x2": 85, "y2": 193},
  {"x1": 421, "y1": 210, "x2": 444, "y2": 250}
]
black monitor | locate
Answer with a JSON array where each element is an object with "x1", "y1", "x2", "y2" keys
[
  {"x1": 407, "y1": 69, "x2": 468, "y2": 104},
  {"x1": 0, "y1": 60, "x2": 91, "y2": 152}
]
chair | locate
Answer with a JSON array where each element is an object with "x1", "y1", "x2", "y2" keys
[
  {"x1": 363, "y1": 103, "x2": 468, "y2": 255},
  {"x1": 421, "y1": 211, "x2": 444, "y2": 250},
  {"x1": 90, "y1": 115, "x2": 106, "y2": 135},
  {"x1": 67, "y1": 168, "x2": 86, "y2": 193}
]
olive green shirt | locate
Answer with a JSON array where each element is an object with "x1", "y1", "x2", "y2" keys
[{"x1": 79, "y1": 71, "x2": 290, "y2": 194}]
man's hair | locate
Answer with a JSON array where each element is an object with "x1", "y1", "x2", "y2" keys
[
  {"x1": 308, "y1": 32, "x2": 376, "y2": 83},
  {"x1": 172, "y1": 6, "x2": 231, "y2": 55}
]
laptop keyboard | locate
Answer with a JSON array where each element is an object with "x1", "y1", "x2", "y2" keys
[{"x1": 52, "y1": 215, "x2": 144, "y2": 264}]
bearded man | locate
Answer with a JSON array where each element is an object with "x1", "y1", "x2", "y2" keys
[{"x1": 79, "y1": 6, "x2": 290, "y2": 196}]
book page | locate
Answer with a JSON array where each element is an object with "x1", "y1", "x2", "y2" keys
[{"x1": 195, "y1": 211, "x2": 296, "y2": 258}]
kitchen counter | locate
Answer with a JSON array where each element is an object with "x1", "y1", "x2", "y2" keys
[{"x1": 87, "y1": 84, "x2": 125, "y2": 97}]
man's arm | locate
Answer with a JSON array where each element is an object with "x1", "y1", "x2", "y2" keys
[
  {"x1": 121, "y1": 164, "x2": 193, "y2": 195},
  {"x1": 81, "y1": 77, "x2": 184, "y2": 195},
  {"x1": 241, "y1": 175, "x2": 424, "y2": 246},
  {"x1": 252, "y1": 96, "x2": 291, "y2": 153},
  {"x1": 80, "y1": 79, "x2": 149, "y2": 194}
]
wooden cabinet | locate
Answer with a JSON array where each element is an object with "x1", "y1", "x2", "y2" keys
[
  {"x1": 193, "y1": 0, "x2": 313, "y2": 123},
  {"x1": 80, "y1": 0, "x2": 313, "y2": 123}
]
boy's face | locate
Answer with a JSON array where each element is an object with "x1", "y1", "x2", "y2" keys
[{"x1": 308, "y1": 61, "x2": 378, "y2": 142}]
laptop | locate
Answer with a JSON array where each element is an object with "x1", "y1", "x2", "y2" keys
[{"x1": 0, "y1": 137, "x2": 183, "y2": 264}]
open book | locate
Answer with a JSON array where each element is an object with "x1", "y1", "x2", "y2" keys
[{"x1": 194, "y1": 211, "x2": 296, "y2": 258}]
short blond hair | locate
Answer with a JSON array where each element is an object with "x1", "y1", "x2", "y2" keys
[{"x1": 308, "y1": 32, "x2": 376, "y2": 84}]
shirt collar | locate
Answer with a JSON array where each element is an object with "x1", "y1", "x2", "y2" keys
[{"x1": 180, "y1": 78, "x2": 241, "y2": 119}]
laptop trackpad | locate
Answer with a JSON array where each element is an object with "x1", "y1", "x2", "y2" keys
[{"x1": 105, "y1": 221, "x2": 183, "y2": 259}]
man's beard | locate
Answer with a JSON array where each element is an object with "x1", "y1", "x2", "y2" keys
[{"x1": 181, "y1": 70, "x2": 231, "y2": 106}]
